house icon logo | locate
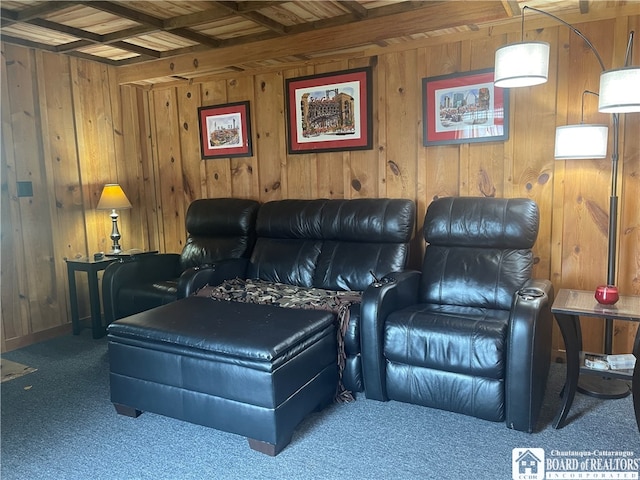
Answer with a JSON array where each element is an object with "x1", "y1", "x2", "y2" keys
[{"x1": 512, "y1": 448, "x2": 545, "y2": 480}]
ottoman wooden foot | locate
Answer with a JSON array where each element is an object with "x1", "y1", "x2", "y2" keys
[
  {"x1": 114, "y1": 403, "x2": 143, "y2": 418},
  {"x1": 248, "y1": 436, "x2": 292, "y2": 456}
]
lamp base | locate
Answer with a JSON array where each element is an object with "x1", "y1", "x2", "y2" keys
[
  {"x1": 578, "y1": 376, "x2": 631, "y2": 400},
  {"x1": 109, "y1": 210, "x2": 123, "y2": 254}
]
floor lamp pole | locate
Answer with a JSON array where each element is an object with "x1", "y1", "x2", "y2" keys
[
  {"x1": 579, "y1": 113, "x2": 630, "y2": 399},
  {"x1": 605, "y1": 113, "x2": 619, "y2": 355}
]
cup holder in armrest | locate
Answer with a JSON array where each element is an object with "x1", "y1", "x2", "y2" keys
[{"x1": 517, "y1": 287, "x2": 545, "y2": 300}]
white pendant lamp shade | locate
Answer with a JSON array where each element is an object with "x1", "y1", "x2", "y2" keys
[
  {"x1": 598, "y1": 67, "x2": 640, "y2": 113},
  {"x1": 554, "y1": 124, "x2": 609, "y2": 159},
  {"x1": 494, "y1": 42, "x2": 550, "y2": 88}
]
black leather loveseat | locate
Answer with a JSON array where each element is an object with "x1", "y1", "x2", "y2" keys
[{"x1": 107, "y1": 198, "x2": 416, "y2": 455}]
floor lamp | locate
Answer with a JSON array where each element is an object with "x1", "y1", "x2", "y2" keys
[{"x1": 494, "y1": 6, "x2": 640, "y2": 397}]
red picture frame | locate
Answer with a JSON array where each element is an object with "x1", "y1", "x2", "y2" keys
[
  {"x1": 422, "y1": 68, "x2": 509, "y2": 146},
  {"x1": 285, "y1": 67, "x2": 373, "y2": 154},
  {"x1": 198, "y1": 101, "x2": 252, "y2": 159}
]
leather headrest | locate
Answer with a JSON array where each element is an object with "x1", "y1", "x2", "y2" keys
[
  {"x1": 256, "y1": 198, "x2": 415, "y2": 243},
  {"x1": 423, "y1": 197, "x2": 539, "y2": 249},
  {"x1": 186, "y1": 198, "x2": 259, "y2": 236}
]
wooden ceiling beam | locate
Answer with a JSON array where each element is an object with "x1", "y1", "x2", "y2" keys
[
  {"x1": 110, "y1": 41, "x2": 162, "y2": 58},
  {"x1": 336, "y1": 1, "x2": 369, "y2": 19},
  {"x1": 0, "y1": 8, "x2": 18, "y2": 22},
  {"x1": 218, "y1": 30, "x2": 283, "y2": 48},
  {"x1": 579, "y1": 1, "x2": 590, "y2": 14},
  {"x1": 84, "y1": 1, "x2": 164, "y2": 28},
  {"x1": 0, "y1": 34, "x2": 58, "y2": 52},
  {"x1": 85, "y1": 2, "x2": 223, "y2": 52},
  {"x1": 212, "y1": 1, "x2": 287, "y2": 34},
  {"x1": 117, "y1": 1, "x2": 508, "y2": 84},
  {"x1": 55, "y1": 39, "x2": 95, "y2": 52},
  {"x1": 27, "y1": 17, "x2": 102, "y2": 43},
  {"x1": 499, "y1": 0, "x2": 522, "y2": 17},
  {"x1": 170, "y1": 27, "x2": 222, "y2": 48},
  {"x1": 285, "y1": 0, "x2": 443, "y2": 35},
  {"x1": 66, "y1": 50, "x2": 121, "y2": 65},
  {"x1": 102, "y1": 25, "x2": 157, "y2": 43},
  {"x1": 162, "y1": 6, "x2": 231, "y2": 30},
  {"x1": 0, "y1": 1, "x2": 76, "y2": 23},
  {"x1": 157, "y1": 44, "x2": 211, "y2": 58},
  {"x1": 235, "y1": 2, "x2": 287, "y2": 13}
]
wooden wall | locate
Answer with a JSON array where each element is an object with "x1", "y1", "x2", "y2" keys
[{"x1": 1, "y1": 13, "x2": 639, "y2": 355}]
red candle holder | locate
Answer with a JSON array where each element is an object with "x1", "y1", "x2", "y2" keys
[{"x1": 594, "y1": 285, "x2": 619, "y2": 305}]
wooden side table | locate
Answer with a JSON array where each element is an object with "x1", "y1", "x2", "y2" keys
[
  {"x1": 65, "y1": 257, "x2": 117, "y2": 339},
  {"x1": 551, "y1": 288, "x2": 640, "y2": 431}
]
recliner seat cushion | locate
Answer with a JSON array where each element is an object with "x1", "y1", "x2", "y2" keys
[
  {"x1": 384, "y1": 363, "x2": 505, "y2": 422},
  {"x1": 118, "y1": 280, "x2": 179, "y2": 314},
  {"x1": 383, "y1": 302, "x2": 509, "y2": 422},
  {"x1": 385, "y1": 304, "x2": 509, "y2": 378}
]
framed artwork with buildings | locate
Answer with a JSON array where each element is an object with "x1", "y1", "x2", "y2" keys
[
  {"x1": 285, "y1": 67, "x2": 373, "y2": 154},
  {"x1": 198, "y1": 101, "x2": 253, "y2": 159},
  {"x1": 423, "y1": 68, "x2": 509, "y2": 146}
]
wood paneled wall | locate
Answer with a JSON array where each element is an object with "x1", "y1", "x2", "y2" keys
[{"x1": 2, "y1": 13, "x2": 639, "y2": 355}]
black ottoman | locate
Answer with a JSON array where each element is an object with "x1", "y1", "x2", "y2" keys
[{"x1": 107, "y1": 296, "x2": 338, "y2": 455}]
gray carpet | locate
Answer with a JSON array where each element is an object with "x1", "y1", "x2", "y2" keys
[{"x1": 1, "y1": 331, "x2": 638, "y2": 480}]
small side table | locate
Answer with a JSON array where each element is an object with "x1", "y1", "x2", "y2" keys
[
  {"x1": 65, "y1": 257, "x2": 117, "y2": 339},
  {"x1": 551, "y1": 288, "x2": 640, "y2": 431}
]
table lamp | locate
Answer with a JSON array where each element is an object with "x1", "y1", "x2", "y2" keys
[{"x1": 97, "y1": 184, "x2": 132, "y2": 254}]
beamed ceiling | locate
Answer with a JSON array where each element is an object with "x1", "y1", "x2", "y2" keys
[{"x1": 1, "y1": 1, "x2": 637, "y2": 85}]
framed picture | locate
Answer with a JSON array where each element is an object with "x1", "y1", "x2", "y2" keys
[
  {"x1": 422, "y1": 68, "x2": 509, "y2": 146},
  {"x1": 198, "y1": 101, "x2": 252, "y2": 159},
  {"x1": 285, "y1": 67, "x2": 373, "y2": 154}
]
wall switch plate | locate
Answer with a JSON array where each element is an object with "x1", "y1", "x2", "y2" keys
[{"x1": 17, "y1": 181, "x2": 33, "y2": 197}]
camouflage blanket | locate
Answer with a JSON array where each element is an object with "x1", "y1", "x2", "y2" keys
[{"x1": 197, "y1": 278, "x2": 362, "y2": 402}]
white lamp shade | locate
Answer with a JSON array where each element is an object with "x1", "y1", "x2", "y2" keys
[
  {"x1": 494, "y1": 42, "x2": 550, "y2": 88},
  {"x1": 97, "y1": 184, "x2": 132, "y2": 210},
  {"x1": 598, "y1": 67, "x2": 640, "y2": 113},
  {"x1": 554, "y1": 124, "x2": 609, "y2": 159}
]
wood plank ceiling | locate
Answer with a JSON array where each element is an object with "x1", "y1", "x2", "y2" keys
[{"x1": 0, "y1": 1, "x2": 614, "y2": 85}]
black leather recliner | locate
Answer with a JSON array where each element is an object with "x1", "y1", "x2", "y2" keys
[
  {"x1": 102, "y1": 198, "x2": 259, "y2": 324},
  {"x1": 360, "y1": 196, "x2": 554, "y2": 432}
]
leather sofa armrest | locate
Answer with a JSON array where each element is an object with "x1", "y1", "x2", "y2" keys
[
  {"x1": 505, "y1": 278, "x2": 554, "y2": 432},
  {"x1": 102, "y1": 254, "x2": 181, "y2": 324},
  {"x1": 178, "y1": 258, "x2": 249, "y2": 298},
  {"x1": 360, "y1": 270, "x2": 421, "y2": 401}
]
